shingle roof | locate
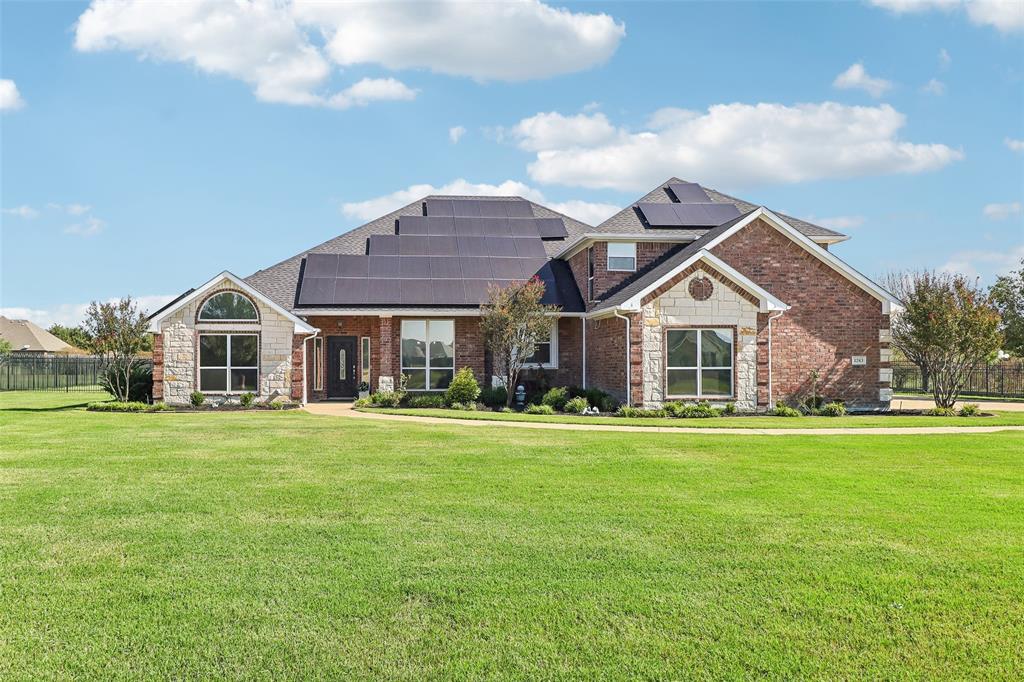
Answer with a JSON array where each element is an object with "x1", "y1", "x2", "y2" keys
[
  {"x1": 590, "y1": 209, "x2": 757, "y2": 313},
  {"x1": 245, "y1": 195, "x2": 595, "y2": 310},
  {"x1": 595, "y1": 177, "x2": 845, "y2": 240},
  {"x1": 0, "y1": 316, "x2": 82, "y2": 353}
]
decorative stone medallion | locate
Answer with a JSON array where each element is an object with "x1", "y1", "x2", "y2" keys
[{"x1": 688, "y1": 276, "x2": 714, "y2": 301}]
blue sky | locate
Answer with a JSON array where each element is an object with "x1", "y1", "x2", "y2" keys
[{"x1": 1, "y1": 0, "x2": 1022, "y2": 326}]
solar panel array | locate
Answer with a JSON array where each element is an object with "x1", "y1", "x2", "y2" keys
[
  {"x1": 395, "y1": 215, "x2": 567, "y2": 240},
  {"x1": 424, "y1": 198, "x2": 535, "y2": 218},
  {"x1": 667, "y1": 182, "x2": 710, "y2": 203},
  {"x1": 636, "y1": 202, "x2": 741, "y2": 227}
]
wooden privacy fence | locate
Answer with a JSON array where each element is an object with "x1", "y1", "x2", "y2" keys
[{"x1": 892, "y1": 360, "x2": 1024, "y2": 398}]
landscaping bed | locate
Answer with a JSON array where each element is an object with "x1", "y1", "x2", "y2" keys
[{"x1": 87, "y1": 400, "x2": 300, "y2": 413}]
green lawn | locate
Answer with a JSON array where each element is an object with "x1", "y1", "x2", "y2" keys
[
  {"x1": 363, "y1": 406, "x2": 1024, "y2": 428},
  {"x1": 2, "y1": 392, "x2": 1022, "y2": 679}
]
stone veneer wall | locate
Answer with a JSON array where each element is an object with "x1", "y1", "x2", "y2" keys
[
  {"x1": 640, "y1": 268, "x2": 759, "y2": 411},
  {"x1": 158, "y1": 279, "x2": 298, "y2": 404}
]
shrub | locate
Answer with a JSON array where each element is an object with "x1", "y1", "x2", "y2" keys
[
  {"x1": 268, "y1": 400, "x2": 296, "y2": 410},
  {"x1": 570, "y1": 387, "x2": 618, "y2": 413},
  {"x1": 772, "y1": 402, "x2": 802, "y2": 417},
  {"x1": 925, "y1": 406, "x2": 957, "y2": 417},
  {"x1": 821, "y1": 401, "x2": 847, "y2": 417},
  {"x1": 723, "y1": 402, "x2": 737, "y2": 415},
  {"x1": 189, "y1": 391, "x2": 205, "y2": 407},
  {"x1": 353, "y1": 397, "x2": 372, "y2": 408},
  {"x1": 479, "y1": 386, "x2": 508, "y2": 408},
  {"x1": 87, "y1": 401, "x2": 150, "y2": 412},
  {"x1": 240, "y1": 392, "x2": 256, "y2": 408},
  {"x1": 563, "y1": 396, "x2": 589, "y2": 414},
  {"x1": 101, "y1": 361, "x2": 153, "y2": 403},
  {"x1": 662, "y1": 401, "x2": 686, "y2": 418},
  {"x1": 616, "y1": 406, "x2": 667, "y2": 418},
  {"x1": 498, "y1": 406, "x2": 513, "y2": 413},
  {"x1": 445, "y1": 367, "x2": 481, "y2": 406},
  {"x1": 524, "y1": 403, "x2": 555, "y2": 415},
  {"x1": 406, "y1": 394, "x2": 446, "y2": 409},
  {"x1": 541, "y1": 386, "x2": 569, "y2": 411},
  {"x1": 958, "y1": 403, "x2": 981, "y2": 417},
  {"x1": 683, "y1": 403, "x2": 722, "y2": 419},
  {"x1": 449, "y1": 401, "x2": 477, "y2": 411},
  {"x1": 370, "y1": 391, "x2": 403, "y2": 408}
]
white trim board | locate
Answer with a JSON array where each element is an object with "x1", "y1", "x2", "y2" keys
[{"x1": 147, "y1": 271, "x2": 317, "y2": 334}]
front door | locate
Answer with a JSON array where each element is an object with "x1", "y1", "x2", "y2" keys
[{"x1": 326, "y1": 336, "x2": 358, "y2": 398}]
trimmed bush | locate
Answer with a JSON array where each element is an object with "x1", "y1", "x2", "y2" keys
[
  {"x1": 406, "y1": 394, "x2": 446, "y2": 409},
  {"x1": 663, "y1": 401, "x2": 721, "y2": 418},
  {"x1": 369, "y1": 391, "x2": 403, "y2": 408},
  {"x1": 563, "y1": 396, "x2": 589, "y2": 414},
  {"x1": 772, "y1": 402, "x2": 802, "y2": 417},
  {"x1": 662, "y1": 401, "x2": 686, "y2": 418},
  {"x1": 524, "y1": 403, "x2": 555, "y2": 415},
  {"x1": 445, "y1": 367, "x2": 481, "y2": 406},
  {"x1": 240, "y1": 392, "x2": 256, "y2": 408},
  {"x1": 958, "y1": 403, "x2": 981, "y2": 417},
  {"x1": 479, "y1": 386, "x2": 508, "y2": 408},
  {"x1": 821, "y1": 401, "x2": 847, "y2": 417},
  {"x1": 268, "y1": 400, "x2": 297, "y2": 410},
  {"x1": 616, "y1": 406, "x2": 667, "y2": 418},
  {"x1": 541, "y1": 386, "x2": 569, "y2": 411},
  {"x1": 353, "y1": 397, "x2": 372, "y2": 408},
  {"x1": 190, "y1": 391, "x2": 205, "y2": 407},
  {"x1": 87, "y1": 401, "x2": 168, "y2": 413},
  {"x1": 925, "y1": 406, "x2": 957, "y2": 416}
]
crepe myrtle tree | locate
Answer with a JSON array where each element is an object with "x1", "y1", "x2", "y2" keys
[
  {"x1": 480, "y1": 276, "x2": 558, "y2": 407},
  {"x1": 890, "y1": 270, "x2": 1002, "y2": 409},
  {"x1": 83, "y1": 297, "x2": 151, "y2": 402}
]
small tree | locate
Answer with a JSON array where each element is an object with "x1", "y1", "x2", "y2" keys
[
  {"x1": 479, "y1": 277, "x2": 557, "y2": 407},
  {"x1": 83, "y1": 297, "x2": 150, "y2": 401},
  {"x1": 0, "y1": 338, "x2": 12, "y2": 355},
  {"x1": 893, "y1": 271, "x2": 1002, "y2": 408},
  {"x1": 884, "y1": 270, "x2": 932, "y2": 390},
  {"x1": 47, "y1": 324, "x2": 93, "y2": 351},
  {"x1": 990, "y1": 258, "x2": 1024, "y2": 357}
]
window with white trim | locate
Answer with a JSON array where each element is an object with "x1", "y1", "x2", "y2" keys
[
  {"x1": 665, "y1": 328, "x2": 733, "y2": 398},
  {"x1": 361, "y1": 336, "x2": 371, "y2": 383},
  {"x1": 198, "y1": 292, "x2": 258, "y2": 321},
  {"x1": 400, "y1": 320, "x2": 454, "y2": 390},
  {"x1": 313, "y1": 337, "x2": 323, "y2": 391},
  {"x1": 199, "y1": 334, "x2": 259, "y2": 393},
  {"x1": 523, "y1": 320, "x2": 558, "y2": 369},
  {"x1": 607, "y1": 242, "x2": 636, "y2": 271}
]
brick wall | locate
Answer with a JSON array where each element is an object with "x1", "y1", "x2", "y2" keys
[
  {"x1": 710, "y1": 218, "x2": 890, "y2": 407},
  {"x1": 152, "y1": 334, "x2": 164, "y2": 400},
  {"x1": 519, "y1": 317, "x2": 584, "y2": 388},
  {"x1": 585, "y1": 316, "x2": 629, "y2": 402},
  {"x1": 567, "y1": 241, "x2": 677, "y2": 309}
]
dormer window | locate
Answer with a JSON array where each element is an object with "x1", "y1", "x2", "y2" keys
[
  {"x1": 607, "y1": 242, "x2": 637, "y2": 272},
  {"x1": 198, "y1": 292, "x2": 258, "y2": 322}
]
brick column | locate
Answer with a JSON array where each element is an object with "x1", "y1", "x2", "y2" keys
[
  {"x1": 290, "y1": 334, "x2": 305, "y2": 401},
  {"x1": 756, "y1": 313, "x2": 770, "y2": 408},
  {"x1": 629, "y1": 312, "x2": 644, "y2": 406},
  {"x1": 152, "y1": 333, "x2": 164, "y2": 401},
  {"x1": 378, "y1": 316, "x2": 393, "y2": 391}
]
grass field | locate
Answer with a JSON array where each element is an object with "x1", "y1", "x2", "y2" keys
[
  {"x1": 363, "y1": 406, "x2": 1024, "y2": 428},
  {"x1": 2, "y1": 392, "x2": 1022, "y2": 678}
]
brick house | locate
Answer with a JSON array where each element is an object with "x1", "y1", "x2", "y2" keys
[{"x1": 147, "y1": 178, "x2": 900, "y2": 411}]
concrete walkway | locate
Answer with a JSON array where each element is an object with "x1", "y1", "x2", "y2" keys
[
  {"x1": 303, "y1": 402, "x2": 1024, "y2": 436},
  {"x1": 892, "y1": 396, "x2": 1024, "y2": 412}
]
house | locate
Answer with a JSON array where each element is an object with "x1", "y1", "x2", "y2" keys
[
  {"x1": 147, "y1": 178, "x2": 900, "y2": 411},
  {"x1": 0, "y1": 316, "x2": 85, "y2": 355}
]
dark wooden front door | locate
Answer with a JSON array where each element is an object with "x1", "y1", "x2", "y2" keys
[{"x1": 326, "y1": 336, "x2": 358, "y2": 398}]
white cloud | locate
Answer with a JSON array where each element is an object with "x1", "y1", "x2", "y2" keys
[
  {"x1": 516, "y1": 101, "x2": 963, "y2": 192},
  {"x1": 1005, "y1": 137, "x2": 1024, "y2": 152},
  {"x1": 811, "y1": 215, "x2": 866, "y2": 230},
  {"x1": 0, "y1": 78, "x2": 25, "y2": 110},
  {"x1": 921, "y1": 78, "x2": 946, "y2": 95},
  {"x1": 0, "y1": 294, "x2": 177, "y2": 328},
  {"x1": 327, "y1": 77, "x2": 417, "y2": 110},
  {"x1": 64, "y1": 216, "x2": 106, "y2": 237},
  {"x1": 448, "y1": 125, "x2": 466, "y2": 144},
  {"x1": 869, "y1": 0, "x2": 1023, "y2": 32},
  {"x1": 65, "y1": 203, "x2": 92, "y2": 215},
  {"x1": 340, "y1": 178, "x2": 619, "y2": 225},
  {"x1": 582, "y1": 101, "x2": 601, "y2": 113},
  {"x1": 939, "y1": 244, "x2": 1024, "y2": 281},
  {"x1": 982, "y1": 202, "x2": 1022, "y2": 221},
  {"x1": 73, "y1": 1, "x2": 624, "y2": 107},
  {"x1": 938, "y1": 47, "x2": 952, "y2": 68},
  {"x1": 2, "y1": 205, "x2": 38, "y2": 219},
  {"x1": 833, "y1": 62, "x2": 893, "y2": 98},
  {"x1": 508, "y1": 111, "x2": 619, "y2": 151},
  {"x1": 293, "y1": 0, "x2": 625, "y2": 82}
]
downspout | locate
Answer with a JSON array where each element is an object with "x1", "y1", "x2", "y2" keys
[
  {"x1": 300, "y1": 330, "x2": 318, "y2": 405},
  {"x1": 612, "y1": 310, "x2": 631, "y2": 407},
  {"x1": 581, "y1": 318, "x2": 587, "y2": 389},
  {"x1": 766, "y1": 310, "x2": 785, "y2": 409}
]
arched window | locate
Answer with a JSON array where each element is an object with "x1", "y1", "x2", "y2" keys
[{"x1": 198, "y1": 291, "x2": 258, "y2": 322}]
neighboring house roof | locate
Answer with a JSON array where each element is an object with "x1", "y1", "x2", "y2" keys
[
  {"x1": 146, "y1": 271, "x2": 317, "y2": 334},
  {"x1": 592, "y1": 207, "x2": 901, "y2": 314},
  {"x1": 0, "y1": 316, "x2": 81, "y2": 353},
  {"x1": 594, "y1": 177, "x2": 847, "y2": 241},
  {"x1": 245, "y1": 195, "x2": 595, "y2": 311}
]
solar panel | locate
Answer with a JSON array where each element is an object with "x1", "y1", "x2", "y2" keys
[
  {"x1": 505, "y1": 201, "x2": 533, "y2": 218},
  {"x1": 490, "y1": 257, "x2": 524, "y2": 279},
  {"x1": 398, "y1": 236, "x2": 429, "y2": 256},
  {"x1": 456, "y1": 236, "x2": 488, "y2": 257},
  {"x1": 427, "y1": 236, "x2": 458, "y2": 256},
  {"x1": 399, "y1": 256, "x2": 431, "y2": 278},
  {"x1": 297, "y1": 277, "x2": 336, "y2": 305},
  {"x1": 367, "y1": 234, "x2": 399, "y2": 255},
  {"x1": 478, "y1": 201, "x2": 508, "y2": 217},
  {"x1": 507, "y1": 219, "x2": 539, "y2": 237},
  {"x1": 368, "y1": 255, "x2": 400, "y2": 277},
  {"x1": 424, "y1": 216, "x2": 455, "y2": 235},
  {"x1": 336, "y1": 254, "x2": 369, "y2": 278},
  {"x1": 365, "y1": 278, "x2": 401, "y2": 303},
  {"x1": 304, "y1": 253, "x2": 339, "y2": 278},
  {"x1": 460, "y1": 257, "x2": 491, "y2": 279},
  {"x1": 451, "y1": 199, "x2": 481, "y2": 217},
  {"x1": 424, "y1": 199, "x2": 453, "y2": 216},
  {"x1": 636, "y1": 202, "x2": 740, "y2": 227},
  {"x1": 484, "y1": 236, "x2": 517, "y2": 257},
  {"x1": 432, "y1": 279, "x2": 466, "y2": 305},
  {"x1": 429, "y1": 256, "x2": 462, "y2": 278},
  {"x1": 668, "y1": 182, "x2": 710, "y2": 203},
  {"x1": 513, "y1": 237, "x2": 546, "y2": 258},
  {"x1": 535, "y1": 218, "x2": 568, "y2": 239},
  {"x1": 400, "y1": 280, "x2": 433, "y2": 305},
  {"x1": 397, "y1": 215, "x2": 428, "y2": 235},
  {"x1": 333, "y1": 278, "x2": 368, "y2": 304},
  {"x1": 635, "y1": 203, "x2": 679, "y2": 226}
]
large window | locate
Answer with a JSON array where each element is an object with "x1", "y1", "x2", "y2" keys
[
  {"x1": 607, "y1": 242, "x2": 637, "y2": 271},
  {"x1": 523, "y1": 320, "x2": 558, "y2": 369},
  {"x1": 199, "y1": 334, "x2": 259, "y2": 393},
  {"x1": 665, "y1": 328, "x2": 733, "y2": 398},
  {"x1": 401, "y1": 320, "x2": 454, "y2": 390},
  {"x1": 198, "y1": 292, "x2": 258, "y2": 321}
]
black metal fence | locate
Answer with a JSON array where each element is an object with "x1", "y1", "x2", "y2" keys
[
  {"x1": 0, "y1": 355, "x2": 109, "y2": 392},
  {"x1": 892, "y1": 360, "x2": 1024, "y2": 398}
]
